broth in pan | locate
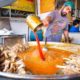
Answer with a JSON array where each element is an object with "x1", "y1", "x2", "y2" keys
[{"x1": 18, "y1": 46, "x2": 73, "y2": 75}]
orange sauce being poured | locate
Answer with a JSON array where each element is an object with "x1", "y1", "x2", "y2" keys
[{"x1": 34, "y1": 32, "x2": 45, "y2": 60}]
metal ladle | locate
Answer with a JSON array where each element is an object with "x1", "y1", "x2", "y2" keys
[{"x1": 42, "y1": 37, "x2": 48, "y2": 51}]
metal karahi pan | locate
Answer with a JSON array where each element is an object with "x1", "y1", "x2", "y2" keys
[
  {"x1": 0, "y1": 72, "x2": 80, "y2": 80},
  {"x1": 0, "y1": 42, "x2": 80, "y2": 80}
]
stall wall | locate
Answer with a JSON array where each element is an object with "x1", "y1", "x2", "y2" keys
[
  {"x1": 77, "y1": 0, "x2": 80, "y2": 9},
  {"x1": 0, "y1": 18, "x2": 11, "y2": 30},
  {"x1": 4, "y1": 0, "x2": 35, "y2": 12},
  {"x1": 40, "y1": 0, "x2": 55, "y2": 13},
  {"x1": 0, "y1": 18, "x2": 80, "y2": 44},
  {"x1": 37, "y1": 0, "x2": 52, "y2": 20},
  {"x1": 10, "y1": 18, "x2": 29, "y2": 41},
  {"x1": 69, "y1": 33, "x2": 80, "y2": 44}
]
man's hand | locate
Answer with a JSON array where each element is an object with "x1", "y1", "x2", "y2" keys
[
  {"x1": 42, "y1": 16, "x2": 52, "y2": 27},
  {"x1": 42, "y1": 19, "x2": 49, "y2": 27}
]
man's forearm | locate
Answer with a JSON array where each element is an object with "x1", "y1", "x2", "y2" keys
[
  {"x1": 64, "y1": 30, "x2": 69, "y2": 43},
  {"x1": 64, "y1": 36, "x2": 69, "y2": 42}
]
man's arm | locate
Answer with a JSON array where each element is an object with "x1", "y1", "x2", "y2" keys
[
  {"x1": 63, "y1": 30, "x2": 69, "y2": 43},
  {"x1": 42, "y1": 16, "x2": 52, "y2": 27},
  {"x1": 63, "y1": 19, "x2": 70, "y2": 43},
  {"x1": 42, "y1": 11, "x2": 56, "y2": 27}
]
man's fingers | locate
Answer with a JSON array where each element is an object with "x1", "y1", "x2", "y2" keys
[{"x1": 42, "y1": 20, "x2": 49, "y2": 27}]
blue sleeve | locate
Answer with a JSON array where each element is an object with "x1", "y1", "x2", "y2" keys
[
  {"x1": 70, "y1": 27, "x2": 75, "y2": 32},
  {"x1": 70, "y1": 26, "x2": 79, "y2": 32}
]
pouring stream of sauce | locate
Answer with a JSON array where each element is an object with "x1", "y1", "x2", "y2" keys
[{"x1": 34, "y1": 32, "x2": 45, "y2": 60}]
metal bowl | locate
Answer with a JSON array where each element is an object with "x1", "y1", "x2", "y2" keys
[{"x1": 0, "y1": 42, "x2": 80, "y2": 80}]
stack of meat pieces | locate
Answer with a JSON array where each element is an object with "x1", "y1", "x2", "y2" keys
[{"x1": 0, "y1": 43, "x2": 32, "y2": 75}]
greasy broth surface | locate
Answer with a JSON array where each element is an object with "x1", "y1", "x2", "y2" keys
[{"x1": 18, "y1": 46, "x2": 73, "y2": 75}]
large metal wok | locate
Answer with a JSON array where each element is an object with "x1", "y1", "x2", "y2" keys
[{"x1": 0, "y1": 42, "x2": 80, "y2": 80}]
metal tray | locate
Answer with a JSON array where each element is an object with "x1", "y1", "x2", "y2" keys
[{"x1": 0, "y1": 72, "x2": 80, "y2": 80}]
